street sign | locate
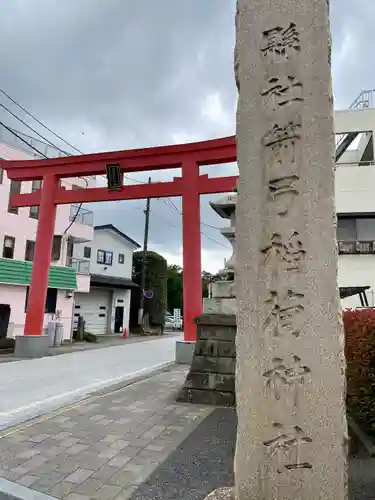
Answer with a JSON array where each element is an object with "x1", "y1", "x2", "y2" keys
[
  {"x1": 173, "y1": 308, "x2": 181, "y2": 330},
  {"x1": 143, "y1": 290, "x2": 154, "y2": 299}
]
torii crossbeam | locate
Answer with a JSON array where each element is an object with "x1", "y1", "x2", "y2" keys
[{"x1": 1, "y1": 136, "x2": 237, "y2": 342}]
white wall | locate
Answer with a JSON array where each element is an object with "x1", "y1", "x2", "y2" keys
[
  {"x1": 74, "y1": 229, "x2": 137, "y2": 279},
  {"x1": 0, "y1": 284, "x2": 74, "y2": 341},
  {"x1": 338, "y1": 254, "x2": 375, "y2": 308},
  {"x1": 335, "y1": 108, "x2": 375, "y2": 135},
  {"x1": 335, "y1": 165, "x2": 375, "y2": 215}
]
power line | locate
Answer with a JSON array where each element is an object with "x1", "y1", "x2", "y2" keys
[
  {"x1": 0, "y1": 102, "x2": 89, "y2": 233},
  {"x1": 200, "y1": 231, "x2": 228, "y2": 248},
  {"x1": 100, "y1": 199, "x2": 228, "y2": 248},
  {"x1": 0, "y1": 103, "x2": 70, "y2": 156},
  {"x1": 124, "y1": 175, "x2": 222, "y2": 231},
  {"x1": 0, "y1": 86, "x2": 84, "y2": 155},
  {"x1": 164, "y1": 197, "x2": 220, "y2": 229},
  {"x1": 0, "y1": 120, "x2": 48, "y2": 159}
]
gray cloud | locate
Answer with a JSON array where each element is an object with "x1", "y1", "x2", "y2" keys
[{"x1": 0, "y1": 0, "x2": 371, "y2": 271}]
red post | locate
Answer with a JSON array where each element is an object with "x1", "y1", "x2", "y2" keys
[
  {"x1": 24, "y1": 174, "x2": 58, "y2": 336},
  {"x1": 182, "y1": 159, "x2": 202, "y2": 342}
]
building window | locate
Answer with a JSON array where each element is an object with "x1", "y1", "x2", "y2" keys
[
  {"x1": 29, "y1": 180, "x2": 42, "y2": 219},
  {"x1": 25, "y1": 240, "x2": 35, "y2": 261},
  {"x1": 25, "y1": 287, "x2": 57, "y2": 314},
  {"x1": 2, "y1": 236, "x2": 15, "y2": 259},
  {"x1": 52, "y1": 235, "x2": 62, "y2": 261},
  {"x1": 8, "y1": 180, "x2": 22, "y2": 214},
  {"x1": 337, "y1": 218, "x2": 357, "y2": 241},
  {"x1": 337, "y1": 216, "x2": 375, "y2": 242},
  {"x1": 97, "y1": 249, "x2": 113, "y2": 265},
  {"x1": 118, "y1": 253, "x2": 124, "y2": 264},
  {"x1": 0, "y1": 168, "x2": 3, "y2": 184},
  {"x1": 83, "y1": 246, "x2": 91, "y2": 259}
]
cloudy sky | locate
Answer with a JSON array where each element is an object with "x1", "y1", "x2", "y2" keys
[{"x1": 0, "y1": 0, "x2": 372, "y2": 272}]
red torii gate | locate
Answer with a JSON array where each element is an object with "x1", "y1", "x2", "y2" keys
[{"x1": 1, "y1": 136, "x2": 237, "y2": 342}]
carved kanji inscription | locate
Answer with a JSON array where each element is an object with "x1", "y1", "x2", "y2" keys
[
  {"x1": 261, "y1": 23, "x2": 301, "y2": 63},
  {"x1": 263, "y1": 117, "x2": 302, "y2": 172},
  {"x1": 262, "y1": 231, "x2": 306, "y2": 272},
  {"x1": 263, "y1": 355, "x2": 311, "y2": 405},
  {"x1": 261, "y1": 76, "x2": 303, "y2": 112},
  {"x1": 264, "y1": 423, "x2": 312, "y2": 474},
  {"x1": 264, "y1": 289, "x2": 304, "y2": 337},
  {"x1": 268, "y1": 176, "x2": 299, "y2": 215}
]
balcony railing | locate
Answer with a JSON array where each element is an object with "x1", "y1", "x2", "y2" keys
[
  {"x1": 338, "y1": 240, "x2": 375, "y2": 255},
  {"x1": 0, "y1": 126, "x2": 69, "y2": 159},
  {"x1": 69, "y1": 204, "x2": 94, "y2": 226},
  {"x1": 67, "y1": 257, "x2": 90, "y2": 275},
  {"x1": 349, "y1": 90, "x2": 375, "y2": 110},
  {"x1": 336, "y1": 161, "x2": 375, "y2": 167}
]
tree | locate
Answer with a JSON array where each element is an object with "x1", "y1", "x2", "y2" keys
[
  {"x1": 167, "y1": 264, "x2": 183, "y2": 313},
  {"x1": 132, "y1": 251, "x2": 168, "y2": 335}
]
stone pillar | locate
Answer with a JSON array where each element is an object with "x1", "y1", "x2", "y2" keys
[{"x1": 233, "y1": 1, "x2": 348, "y2": 500}]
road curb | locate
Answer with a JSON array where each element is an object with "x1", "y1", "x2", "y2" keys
[
  {"x1": 0, "y1": 361, "x2": 177, "y2": 434},
  {"x1": 0, "y1": 477, "x2": 58, "y2": 500}
]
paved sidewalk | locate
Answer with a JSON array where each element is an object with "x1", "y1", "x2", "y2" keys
[
  {"x1": 0, "y1": 366, "x2": 212, "y2": 500},
  {"x1": 0, "y1": 335, "x2": 182, "y2": 430}
]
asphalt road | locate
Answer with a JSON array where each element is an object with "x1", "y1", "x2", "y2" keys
[{"x1": 0, "y1": 334, "x2": 182, "y2": 431}]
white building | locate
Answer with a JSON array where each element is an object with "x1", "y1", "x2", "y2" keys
[
  {"x1": 335, "y1": 90, "x2": 375, "y2": 309},
  {"x1": 73, "y1": 224, "x2": 140, "y2": 336},
  {"x1": 0, "y1": 127, "x2": 95, "y2": 341}
]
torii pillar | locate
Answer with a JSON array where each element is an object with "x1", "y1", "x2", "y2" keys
[{"x1": 14, "y1": 174, "x2": 59, "y2": 358}]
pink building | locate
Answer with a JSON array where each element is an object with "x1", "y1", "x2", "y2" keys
[{"x1": 0, "y1": 128, "x2": 95, "y2": 342}]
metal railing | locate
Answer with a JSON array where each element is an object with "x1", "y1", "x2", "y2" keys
[
  {"x1": 335, "y1": 90, "x2": 375, "y2": 150},
  {"x1": 336, "y1": 161, "x2": 375, "y2": 167},
  {"x1": 69, "y1": 204, "x2": 94, "y2": 226},
  {"x1": 66, "y1": 257, "x2": 90, "y2": 275},
  {"x1": 349, "y1": 90, "x2": 375, "y2": 110},
  {"x1": 0, "y1": 125, "x2": 96, "y2": 180},
  {"x1": 338, "y1": 240, "x2": 375, "y2": 255},
  {"x1": 0, "y1": 126, "x2": 68, "y2": 159}
]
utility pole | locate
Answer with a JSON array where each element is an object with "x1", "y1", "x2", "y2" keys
[{"x1": 138, "y1": 177, "x2": 151, "y2": 325}]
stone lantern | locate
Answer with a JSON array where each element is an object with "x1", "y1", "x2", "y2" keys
[{"x1": 204, "y1": 192, "x2": 237, "y2": 315}]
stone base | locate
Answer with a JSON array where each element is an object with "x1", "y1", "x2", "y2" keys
[
  {"x1": 175, "y1": 340, "x2": 195, "y2": 364},
  {"x1": 210, "y1": 281, "x2": 235, "y2": 298},
  {"x1": 14, "y1": 335, "x2": 50, "y2": 359},
  {"x1": 177, "y1": 314, "x2": 236, "y2": 406},
  {"x1": 203, "y1": 487, "x2": 234, "y2": 499},
  {"x1": 203, "y1": 297, "x2": 237, "y2": 315}
]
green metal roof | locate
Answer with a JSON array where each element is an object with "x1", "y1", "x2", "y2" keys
[{"x1": 0, "y1": 258, "x2": 77, "y2": 290}]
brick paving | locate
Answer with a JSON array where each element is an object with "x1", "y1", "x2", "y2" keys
[{"x1": 0, "y1": 366, "x2": 212, "y2": 500}]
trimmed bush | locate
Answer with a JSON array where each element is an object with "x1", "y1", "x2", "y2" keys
[
  {"x1": 344, "y1": 309, "x2": 375, "y2": 435},
  {"x1": 83, "y1": 332, "x2": 98, "y2": 343},
  {"x1": 132, "y1": 251, "x2": 168, "y2": 335},
  {"x1": 0, "y1": 337, "x2": 15, "y2": 350}
]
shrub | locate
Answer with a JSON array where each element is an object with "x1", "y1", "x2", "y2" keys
[
  {"x1": 83, "y1": 332, "x2": 98, "y2": 343},
  {"x1": 0, "y1": 337, "x2": 15, "y2": 350},
  {"x1": 132, "y1": 251, "x2": 168, "y2": 334},
  {"x1": 344, "y1": 309, "x2": 375, "y2": 435}
]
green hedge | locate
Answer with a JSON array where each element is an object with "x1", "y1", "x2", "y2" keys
[
  {"x1": 133, "y1": 251, "x2": 168, "y2": 333},
  {"x1": 344, "y1": 309, "x2": 375, "y2": 436}
]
